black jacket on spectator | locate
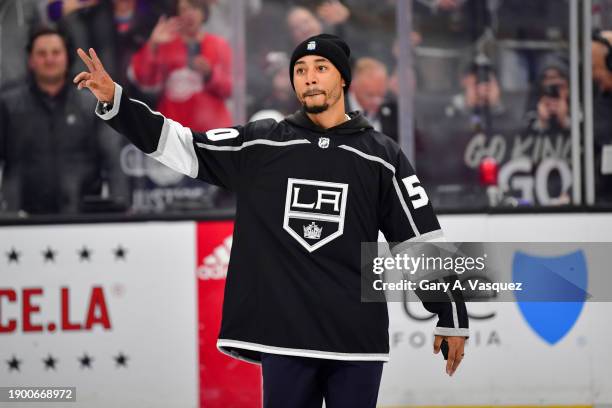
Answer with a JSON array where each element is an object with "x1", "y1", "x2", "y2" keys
[
  {"x1": 0, "y1": 79, "x2": 128, "y2": 214},
  {"x1": 345, "y1": 96, "x2": 399, "y2": 143},
  {"x1": 594, "y1": 89, "x2": 612, "y2": 203}
]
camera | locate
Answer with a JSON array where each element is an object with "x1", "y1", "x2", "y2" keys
[
  {"x1": 541, "y1": 83, "x2": 561, "y2": 98},
  {"x1": 476, "y1": 66, "x2": 491, "y2": 84}
]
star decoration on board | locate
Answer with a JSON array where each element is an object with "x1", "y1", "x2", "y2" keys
[
  {"x1": 78, "y1": 246, "x2": 92, "y2": 262},
  {"x1": 42, "y1": 247, "x2": 57, "y2": 263},
  {"x1": 114, "y1": 352, "x2": 129, "y2": 368},
  {"x1": 78, "y1": 353, "x2": 93, "y2": 369},
  {"x1": 6, "y1": 247, "x2": 20, "y2": 264},
  {"x1": 43, "y1": 354, "x2": 57, "y2": 370},
  {"x1": 113, "y1": 245, "x2": 127, "y2": 261},
  {"x1": 4, "y1": 353, "x2": 133, "y2": 371},
  {"x1": 7, "y1": 355, "x2": 21, "y2": 372}
]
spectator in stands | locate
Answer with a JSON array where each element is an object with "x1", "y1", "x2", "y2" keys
[
  {"x1": 0, "y1": 0, "x2": 42, "y2": 90},
  {"x1": 53, "y1": 0, "x2": 164, "y2": 106},
  {"x1": 445, "y1": 55, "x2": 507, "y2": 133},
  {"x1": 592, "y1": 28, "x2": 612, "y2": 202},
  {"x1": 127, "y1": 0, "x2": 232, "y2": 212},
  {"x1": 0, "y1": 27, "x2": 128, "y2": 214},
  {"x1": 417, "y1": 55, "x2": 518, "y2": 190},
  {"x1": 129, "y1": 0, "x2": 232, "y2": 131},
  {"x1": 285, "y1": 2, "x2": 368, "y2": 51},
  {"x1": 247, "y1": 2, "x2": 394, "y2": 119},
  {"x1": 289, "y1": 1, "x2": 395, "y2": 63},
  {"x1": 250, "y1": 52, "x2": 300, "y2": 118},
  {"x1": 286, "y1": 6, "x2": 323, "y2": 45},
  {"x1": 346, "y1": 57, "x2": 398, "y2": 142},
  {"x1": 518, "y1": 56, "x2": 572, "y2": 206},
  {"x1": 525, "y1": 56, "x2": 570, "y2": 133}
]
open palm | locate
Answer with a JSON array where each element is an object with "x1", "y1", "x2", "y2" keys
[{"x1": 73, "y1": 48, "x2": 115, "y2": 103}]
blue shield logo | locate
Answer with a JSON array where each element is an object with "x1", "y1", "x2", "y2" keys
[{"x1": 512, "y1": 250, "x2": 588, "y2": 345}]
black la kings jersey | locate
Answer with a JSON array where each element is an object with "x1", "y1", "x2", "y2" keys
[{"x1": 97, "y1": 84, "x2": 469, "y2": 364}]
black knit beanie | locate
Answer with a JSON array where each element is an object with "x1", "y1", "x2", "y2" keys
[{"x1": 289, "y1": 33, "x2": 352, "y2": 91}]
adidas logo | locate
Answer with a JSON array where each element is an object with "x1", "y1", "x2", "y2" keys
[{"x1": 197, "y1": 236, "x2": 232, "y2": 280}]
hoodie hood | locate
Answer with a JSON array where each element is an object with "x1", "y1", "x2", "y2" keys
[{"x1": 284, "y1": 109, "x2": 373, "y2": 135}]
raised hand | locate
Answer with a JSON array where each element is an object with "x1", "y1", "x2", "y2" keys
[
  {"x1": 61, "y1": 0, "x2": 99, "y2": 16},
  {"x1": 73, "y1": 48, "x2": 115, "y2": 103},
  {"x1": 149, "y1": 15, "x2": 181, "y2": 49},
  {"x1": 316, "y1": 1, "x2": 350, "y2": 26}
]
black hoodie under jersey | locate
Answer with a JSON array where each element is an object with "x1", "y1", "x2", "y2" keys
[{"x1": 96, "y1": 83, "x2": 469, "y2": 364}]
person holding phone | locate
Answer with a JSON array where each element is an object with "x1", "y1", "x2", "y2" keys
[
  {"x1": 526, "y1": 57, "x2": 570, "y2": 133},
  {"x1": 128, "y1": 0, "x2": 232, "y2": 132}
]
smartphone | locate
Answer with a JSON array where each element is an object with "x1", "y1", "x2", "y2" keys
[
  {"x1": 441, "y1": 339, "x2": 449, "y2": 360},
  {"x1": 187, "y1": 42, "x2": 201, "y2": 70}
]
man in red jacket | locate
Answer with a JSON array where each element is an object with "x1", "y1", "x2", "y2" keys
[{"x1": 128, "y1": 0, "x2": 232, "y2": 131}]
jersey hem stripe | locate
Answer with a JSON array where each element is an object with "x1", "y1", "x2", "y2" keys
[{"x1": 216, "y1": 339, "x2": 390, "y2": 365}]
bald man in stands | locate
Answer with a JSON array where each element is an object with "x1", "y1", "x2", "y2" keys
[{"x1": 346, "y1": 57, "x2": 398, "y2": 142}]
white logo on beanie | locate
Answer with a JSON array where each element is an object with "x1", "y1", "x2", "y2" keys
[{"x1": 307, "y1": 41, "x2": 316, "y2": 50}]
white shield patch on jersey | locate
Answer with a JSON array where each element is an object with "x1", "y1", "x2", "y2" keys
[
  {"x1": 318, "y1": 137, "x2": 330, "y2": 149},
  {"x1": 283, "y1": 178, "x2": 348, "y2": 252}
]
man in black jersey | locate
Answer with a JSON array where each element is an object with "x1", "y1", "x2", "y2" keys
[{"x1": 74, "y1": 33, "x2": 469, "y2": 408}]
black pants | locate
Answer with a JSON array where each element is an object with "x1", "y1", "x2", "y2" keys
[{"x1": 261, "y1": 353, "x2": 384, "y2": 408}]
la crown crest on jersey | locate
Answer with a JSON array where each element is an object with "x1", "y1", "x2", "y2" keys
[{"x1": 283, "y1": 178, "x2": 348, "y2": 252}]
